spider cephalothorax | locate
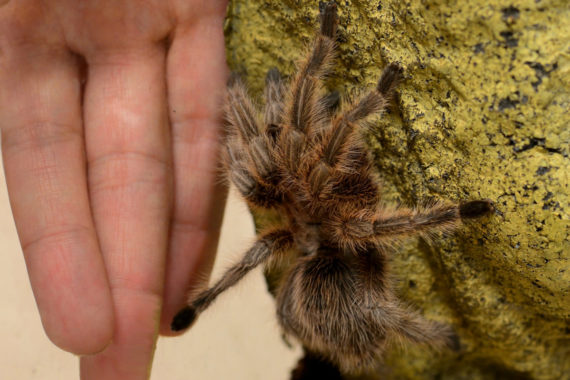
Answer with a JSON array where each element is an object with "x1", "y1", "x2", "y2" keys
[{"x1": 172, "y1": 2, "x2": 493, "y2": 375}]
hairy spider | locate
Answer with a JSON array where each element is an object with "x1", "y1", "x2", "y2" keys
[{"x1": 172, "y1": 2, "x2": 493, "y2": 375}]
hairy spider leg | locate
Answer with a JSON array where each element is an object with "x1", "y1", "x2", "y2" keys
[
  {"x1": 376, "y1": 300, "x2": 458, "y2": 350},
  {"x1": 328, "y1": 200, "x2": 495, "y2": 250},
  {"x1": 225, "y1": 74, "x2": 261, "y2": 141},
  {"x1": 224, "y1": 77, "x2": 284, "y2": 208},
  {"x1": 286, "y1": 1, "x2": 337, "y2": 134},
  {"x1": 264, "y1": 67, "x2": 286, "y2": 139},
  {"x1": 312, "y1": 64, "x2": 402, "y2": 176},
  {"x1": 171, "y1": 229, "x2": 294, "y2": 331},
  {"x1": 278, "y1": 1, "x2": 338, "y2": 180},
  {"x1": 322, "y1": 63, "x2": 403, "y2": 163},
  {"x1": 301, "y1": 64, "x2": 402, "y2": 214},
  {"x1": 353, "y1": 246, "x2": 457, "y2": 349}
]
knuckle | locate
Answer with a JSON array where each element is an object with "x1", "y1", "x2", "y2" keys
[
  {"x1": 88, "y1": 150, "x2": 171, "y2": 194},
  {"x1": 2, "y1": 121, "x2": 80, "y2": 151},
  {"x1": 21, "y1": 224, "x2": 92, "y2": 255}
]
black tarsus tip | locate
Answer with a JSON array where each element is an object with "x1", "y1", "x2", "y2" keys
[
  {"x1": 377, "y1": 63, "x2": 404, "y2": 94},
  {"x1": 321, "y1": 91, "x2": 341, "y2": 112},
  {"x1": 459, "y1": 199, "x2": 495, "y2": 219},
  {"x1": 319, "y1": 1, "x2": 338, "y2": 38},
  {"x1": 448, "y1": 330, "x2": 462, "y2": 352},
  {"x1": 266, "y1": 67, "x2": 282, "y2": 84},
  {"x1": 171, "y1": 306, "x2": 198, "y2": 332}
]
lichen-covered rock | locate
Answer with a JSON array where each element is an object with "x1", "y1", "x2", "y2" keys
[{"x1": 224, "y1": 0, "x2": 569, "y2": 379}]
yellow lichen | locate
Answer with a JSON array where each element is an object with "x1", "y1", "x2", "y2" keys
[{"x1": 225, "y1": 0, "x2": 570, "y2": 378}]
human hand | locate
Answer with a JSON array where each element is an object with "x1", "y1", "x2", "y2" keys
[{"x1": 0, "y1": 0, "x2": 228, "y2": 378}]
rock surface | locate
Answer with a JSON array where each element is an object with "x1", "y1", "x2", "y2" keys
[{"x1": 224, "y1": 0, "x2": 569, "y2": 379}]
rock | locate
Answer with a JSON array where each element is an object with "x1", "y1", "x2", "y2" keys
[{"x1": 225, "y1": 0, "x2": 569, "y2": 379}]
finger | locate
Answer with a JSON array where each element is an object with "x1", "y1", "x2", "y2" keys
[
  {"x1": 159, "y1": 13, "x2": 228, "y2": 335},
  {"x1": 0, "y1": 8, "x2": 113, "y2": 354},
  {"x1": 79, "y1": 46, "x2": 171, "y2": 379}
]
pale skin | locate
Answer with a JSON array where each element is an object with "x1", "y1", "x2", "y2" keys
[{"x1": 0, "y1": 0, "x2": 228, "y2": 379}]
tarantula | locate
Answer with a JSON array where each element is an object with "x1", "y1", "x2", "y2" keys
[{"x1": 172, "y1": 2, "x2": 493, "y2": 375}]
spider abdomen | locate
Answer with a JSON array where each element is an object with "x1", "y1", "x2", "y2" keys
[{"x1": 276, "y1": 253, "x2": 389, "y2": 373}]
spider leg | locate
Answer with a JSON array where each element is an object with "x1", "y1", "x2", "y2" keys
[
  {"x1": 264, "y1": 68, "x2": 285, "y2": 140},
  {"x1": 320, "y1": 64, "x2": 403, "y2": 168},
  {"x1": 171, "y1": 229, "x2": 294, "y2": 331},
  {"x1": 374, "y1": 301, "x2": 457, "y2": 349},
  {"x1": 286, "y1": 1, "x2": 337, "y2": 133},
  {"x1": 329, "y1": 200, "x2": 495, "y2": 249},
  {"x1": 352, "y1": 248, "x2": 457, "y2": 350},
  {"x1": 344, "y1": 63, "x2": 403, "y2": 123},
  {"x1": 279, "y1": 2, "x2": 338, "y2": 176},
  {"x1": 225, "y1": 74, "x2": 261, "y2": 141},
  {"x1": 303, "y1": 64, "x2": 402, "y2": 201},
  {"x1": 225, "y1": 77, "x2": 284, "y2": 208}
]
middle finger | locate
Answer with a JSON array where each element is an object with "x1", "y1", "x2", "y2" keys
[{"x1": 80, "y1": 44, "x2": 171, "y2": 378}]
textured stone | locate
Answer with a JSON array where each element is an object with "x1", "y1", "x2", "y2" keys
[{"x1": 224, "y1": 0, "x2": 569, "y2": 379}]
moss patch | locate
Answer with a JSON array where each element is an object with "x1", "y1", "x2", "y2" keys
[{"x1": 225, "y1": 0, "x2": 569, "y2": 378}]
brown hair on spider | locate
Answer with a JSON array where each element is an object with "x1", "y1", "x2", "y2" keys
[{"x1": 172, "y1": 1, "x2": 494, "y2": 376}]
